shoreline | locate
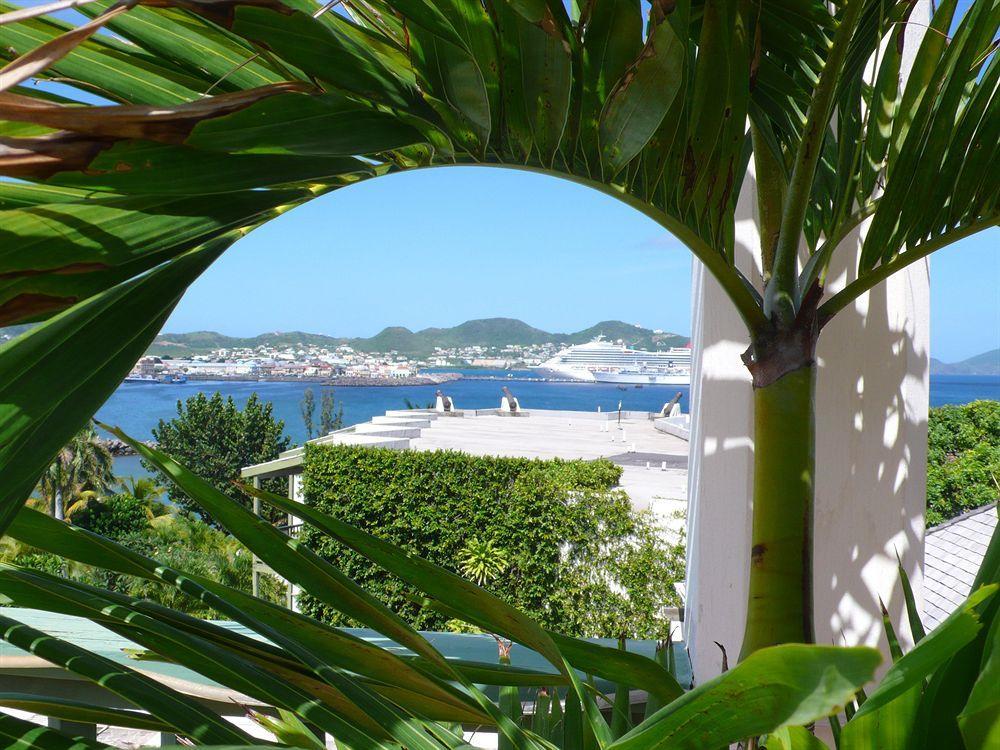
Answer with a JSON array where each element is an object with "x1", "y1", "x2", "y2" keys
[{"x1": 145, "y1": 372, "x2": 465, "y2": 388}]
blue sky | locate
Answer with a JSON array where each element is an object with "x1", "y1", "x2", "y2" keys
[{"x1": 165, "y1": 166, "x2": 999, "y2": 363}]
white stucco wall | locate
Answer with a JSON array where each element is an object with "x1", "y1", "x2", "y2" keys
[{"x1": 684, "y1": 2, "x2": 931, "y2": 681}]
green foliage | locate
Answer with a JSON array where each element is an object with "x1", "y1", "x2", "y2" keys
[
  {"x1": 2, "y1": 494, "x2": 280, "y2": 617},
  {"x1": 3, "y1": 429, "x2": 998, "y2": 750},
  {"x1": 319, "y1": 388, "x2": 343, "y2": 435},
  {"x1": 36, "y1": 424, "x2": 114, "y2": 521},
  {"x1": 2, "y1": 551, "x2": 63, "y2": 578},
  {"x1": 302, "y1": 387, "x2": 344, "y2": 438},
  {"x1": 927, "y1": 400, "x2": 1000, "y2": 526},
  {"x1": 146, "y1": 391, "x2": 290, "y2": 525},
  {"x1": 105, "y1": 515, "x2": 280, "y2": 617},
  {"x1": 299, "y1": 445, "x2": 683, "y2": 638},
  {"x1": 117, "y1": 476, "x2": 168, "y2": 505},
  {"x1": 300, "y1": 388, "x2": 315, "y2": 440},
  {"x1": 458, "y1": 537, "x2": 509, "y2": 586},
  {"x1": 69, "y1": 493, "x2": 150, "y2": 542}
]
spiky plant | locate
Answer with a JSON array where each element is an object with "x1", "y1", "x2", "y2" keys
[
  {"x1": 0, "y1": 0, "x2": 997, "y2": 674},
  {"x1": 458, "y1": 536, "x2": 509, "y2": 586}
]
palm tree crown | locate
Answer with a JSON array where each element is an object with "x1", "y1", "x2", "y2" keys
[{"x1": 37, "y1": 424, "x2": 115, "y2": 521}]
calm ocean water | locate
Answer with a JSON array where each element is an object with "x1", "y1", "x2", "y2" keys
[{"x1": 100, "y1": 373, "x2": 999, "y2": 477}]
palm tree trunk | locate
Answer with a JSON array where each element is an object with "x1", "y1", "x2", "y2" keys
[
  {"x1": 53, "y1": 487, "x2": 64, "y2": 521},
  {"x1": 739, "y1": 310, "x2": 819, "y2": 659},
  {"x1": 739, "y1": 365, "x2": 817, "y2": 657}
]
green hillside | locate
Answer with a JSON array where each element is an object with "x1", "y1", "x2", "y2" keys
[
  {"x1": 353, "y1": 318, "x2": 554, "y2": 353},
  {"x1": 563, "y1": 320, "x2": 689, "y2": 349},
  {"x1": 147, "y1": 318, "x2": 690, "y2": 358},
  {"x1": 150, "y1": 330, "x2": 347, "y2": 357},
  {"x1": 355, "y1": 326, "x2": 419, "y2": 353},
  {"x1": 931, "y1": 349, "x2": 1000, "y2": 376}
]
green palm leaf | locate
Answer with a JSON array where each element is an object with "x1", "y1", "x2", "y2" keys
[
  {"x1": 608, "y1": 644, "x2": 879, "y2": 750},
  {"x1": 0, "y1": 711, "x2": 110, "y2": 750},
  {"x1": 0, "y1": 611, "x2": 257, "y2": 745},
  {"x1": 0, "y1": 238, "x2": 233, "y2": 533}
]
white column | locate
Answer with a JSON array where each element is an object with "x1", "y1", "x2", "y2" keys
[
  {"x1": 682, "y1": 167, "x2": 761, "y2": 679},
  {"x1": 684, "y1": 1, "x2": 930, "y2": 681}
]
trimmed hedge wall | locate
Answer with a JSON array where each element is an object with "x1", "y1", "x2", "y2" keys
[
  {"x1": 300, "y1": 444, "x2": 684, "y2": 638},
  {"x1": 927, "y1": 400, "x2": 1000, "y2": 526}
]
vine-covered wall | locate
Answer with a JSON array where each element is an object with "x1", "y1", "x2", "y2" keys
[{"x1": 300, "y1": 444, "x2": 683, "y2": 638}]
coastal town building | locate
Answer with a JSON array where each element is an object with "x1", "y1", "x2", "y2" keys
[{"x1": 124, "y1": 338, "x2": 650, "y2": 384}]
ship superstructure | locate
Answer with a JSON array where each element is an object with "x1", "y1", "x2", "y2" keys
[{"x1": 534, "y1": 337, "x2": 691, "y2": 385}]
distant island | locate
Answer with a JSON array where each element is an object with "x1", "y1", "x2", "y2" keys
[
  {"x1": 931, "y1": 349, "x2": 1000, "y2": 376},
  {"x1": 145, "y1": 318, "x2": 691, "y2": 358}
]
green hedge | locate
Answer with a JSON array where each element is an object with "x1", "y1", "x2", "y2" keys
[
  {"x1": 300, "y1": 445, "x2": 684, "y2": 639},
  {"x1": 927, "y1": 400, "x2": 1000, "y2": 526}
]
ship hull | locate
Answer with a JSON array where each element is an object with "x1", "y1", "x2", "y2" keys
[
  {"x1": 591, "y1": 371, "x2": 690, "y2": 385},
  {"x1": 532, "y1": 366, "x2": 597, "y2": 382}
]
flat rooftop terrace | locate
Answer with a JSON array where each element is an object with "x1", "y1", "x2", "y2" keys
[{"x1": 243, "y1": 407, "x2": 690, "y2": 529}]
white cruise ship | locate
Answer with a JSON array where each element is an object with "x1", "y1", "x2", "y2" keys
[{"x1": 534, "y1": 337, "x2": 691, "y2": 385}]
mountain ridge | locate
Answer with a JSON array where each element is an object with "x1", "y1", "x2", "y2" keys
[
  {"x1": 147, "y1": 318, "x2": 690, "y2": 357},
  {"x1": 930, "y1": 348, "x2": 1000, "y2": 376}
]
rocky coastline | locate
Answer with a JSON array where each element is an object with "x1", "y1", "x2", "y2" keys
[{"x1": 100, "y1": 438, "x2": 155, "y2": 457}]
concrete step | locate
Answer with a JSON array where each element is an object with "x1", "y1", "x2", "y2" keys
[
  {"x1": 312, "y1": 434, "x2": 410, "y2": 450},
  {"x1": 371, "y1": 416, "x2": 433, "y2": 428},
  {"x1": 353, "y1": 425, "x2": 424, "y2": 438}
]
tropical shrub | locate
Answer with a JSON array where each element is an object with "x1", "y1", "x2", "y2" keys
[
  {"x1": 146, "y1": 391, "x2": 291, "y2": 525},
  {"x1": 105, "y1": 516, "x2": 282, "y2": 616},
  {"x1": 68, "y1": 492, "x2": 151, "y2": 542},
  {"x1": 1, "y1": 494, "x2": 281, "y2": 616},
  {"x1": 927, "y1": 400, "x2": 1000, "y2": 525},
  {"x1": 300, "y1": 386, "x2": 345, "y2": 439},
  {"x1": 300, "y1": 445, "x2": 683, "y2": 638}
]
